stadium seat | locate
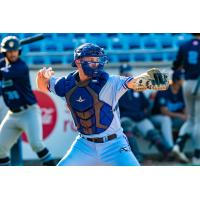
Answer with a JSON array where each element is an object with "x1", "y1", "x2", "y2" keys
[
  {"x1": 86, "y1": 34, "x2": 108, "y2": 49},
  {"x1": 45, "y1": 43, "x2": 59, "y2": 52},
  {"x1": 108, "y1": 54, "x2": 118, "y2": 63},
  {"x1": 32, "y1": 57, "x2": 46, "y2": 65},
  {"x1": 8, "y1": 33, "x2": 24, "y2": 39},
  {"x1": 166, "y1": 52, "x2": 176, "y2": 61},
  {"x1": 66, "y1": 55, "x2": 74, "y2": 64},
  {"x1": 49, "y1": 56, "x2": 65, "y2": 65},
  {"x1": 106, "y1": 33, "x2": 119, "y2": 38},
  {"x1": 23, "y1": 33, "x2": 37, "y2": 38},
  {"x1": 150, "y1": 53, "x2": 163, "y2": 61},
  {"x1": 89, "y1": 33, "x2": 104, "y2": 36},
  {"x1": 134, "y1": 53, "x2": 146, "y2": 62},
  {"x1": 111, "y1": 38, "x2": 124, "y2": 49},
  {"x1": 60, "y1": 39, "x2": 76, "y2": 51},
  {"x1": 73, "y1": 33, "x2": 86, "y2": 38},
  {"x1": 56, "y1": 33, "x2": 73, "y2": 39},
  {"x1": 1, "y1": 33, "x2": 24, "y2": 39},
  {"x1": 121, "y1": 33, "x2": 135, "y2": 36},
  {"x1": 139, "y1": 33, "x2": 151, "y2": 36},
  {"x1": 94, "y1": 40, "x2": 108, "y2": 49},
  {"x1": 159, "y1": 36, "x2": 174, "y2": 48},
  {"x1": 118, "y1": 54, "x2": 131, "y2": 62},
  {"x1": 43, "y1": 33, "x2": 54, "y2": 40},
  {"x1": 142, "y1": 36, "x2": 158, "y2": 49},
  {"x1": 28, "y1": 43, "x2": 43, "y2": 52},
  {"x1": 126, "y1": 36, "x2": 142, "y2": 49}
]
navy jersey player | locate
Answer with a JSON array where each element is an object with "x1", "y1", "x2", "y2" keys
[
  {"x1": 0, "y1": 36, "x2": 55, "y2": 166},
  {"x1": 151, "y1": 70, "x2": 188, "y2": 162},
  {"x1": 172, "y1": 33, "x2": 200, "y2": 164},
  {"x1": 37, "y1": 43, "x2": 169, "y2": 166},
  {"x1": 119, "y1": 64, "x2": 171, "y2": 160}
]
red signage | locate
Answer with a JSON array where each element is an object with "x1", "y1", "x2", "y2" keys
[{"x1": 22, "y1": 90, "x2": 57, "y2": 142}]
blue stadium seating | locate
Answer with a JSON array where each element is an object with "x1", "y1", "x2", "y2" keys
[
  {"x1": 0, "y1": 33, "x2": 193, "y2": 65},
  {"x1": 85, "y1": 34, "x2": 108, "y2": 49}
]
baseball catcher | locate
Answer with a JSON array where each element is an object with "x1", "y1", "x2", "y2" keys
[{"x1": 37, "y1": 43, "x2": 169, "y2": 166}]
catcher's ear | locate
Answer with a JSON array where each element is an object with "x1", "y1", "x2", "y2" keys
[{"x1": 75, "y1": 59, "x2": 82, "y2": 69}]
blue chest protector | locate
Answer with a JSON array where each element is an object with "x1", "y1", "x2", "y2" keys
[{"x1": 64, "y1": 71, "x2": 114, "y2": 135}]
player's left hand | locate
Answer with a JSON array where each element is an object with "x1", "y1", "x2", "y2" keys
[
  {"x1": 132, "y1": 68, "x2": 169, "y2": 92},
  {"x1": 146, "y1": 68, "x2": 169, "y2": 90}
]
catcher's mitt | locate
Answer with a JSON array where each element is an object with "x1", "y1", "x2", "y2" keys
[{"x1": 134, "y1": 68, "x2": 169, "y2": 92}]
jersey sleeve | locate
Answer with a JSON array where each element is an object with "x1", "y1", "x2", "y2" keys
[
  {"x1": 114, "y1": 75, "x2": 133, "y2": 102},
  {"x1": 48, "y1": 76, "x2": 67, "y2": 100},
  {"x1": 48, "y1": 76, "x2": 57, "y2": 94},
  {"x1": 99, "y1": 75, "x2": 133, "y2": 109}
]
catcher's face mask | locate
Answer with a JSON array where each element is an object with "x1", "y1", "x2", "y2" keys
[
  {"x1": 72, "y1": 43, "x2": 108, "y2": 78},
  {"x1": 78, "y1": 56, "x2": 108, "y2": 78}
]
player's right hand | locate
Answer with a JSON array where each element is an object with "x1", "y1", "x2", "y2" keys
[
  {"x1": 36, "y1": 67, "x2": 55, "y2": 92},
  {"x1": 38, "y1": 67, "x2": 55, "y2": 79}
]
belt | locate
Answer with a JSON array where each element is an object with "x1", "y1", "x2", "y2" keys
[
  {"x1": 10, "y1": 105, "x2": 29, "y2": 113},
  {"x1": 82, "y1": 133, "x2": 117, "y2": 143}
]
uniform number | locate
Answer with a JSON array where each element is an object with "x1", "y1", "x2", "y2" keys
[
  {"x1": 5, "y1": 91, "x2": 20, "y2": 100},
  {"x1": 188, "y1": 51, "x2": 198, "y2": 65}
]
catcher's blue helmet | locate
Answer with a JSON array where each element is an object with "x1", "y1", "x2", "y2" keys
[{"x1": 72, "y1": 43, "x2": 108, "y2": 78}]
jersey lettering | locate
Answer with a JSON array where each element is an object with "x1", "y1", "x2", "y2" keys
[
  {"x1": 5, "y1": 91, "x2": 20, "y2": 100},
  {"x1": 188, "y1": 51, "x2": 198, "y2": 64}
]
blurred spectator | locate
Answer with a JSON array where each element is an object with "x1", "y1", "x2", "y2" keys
[
  {"x1": 118, "y1": 64, "x2": 142, "y2": 161},
  {"x1": 151, "y1": 70, "x2": 188, "y2": 163},
  {"x1": 119, "y1": 64, "x2": 171, "y2": 160},
  {"x1": 172, "y1": 33, "x2": 200, "y2": 165}
]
